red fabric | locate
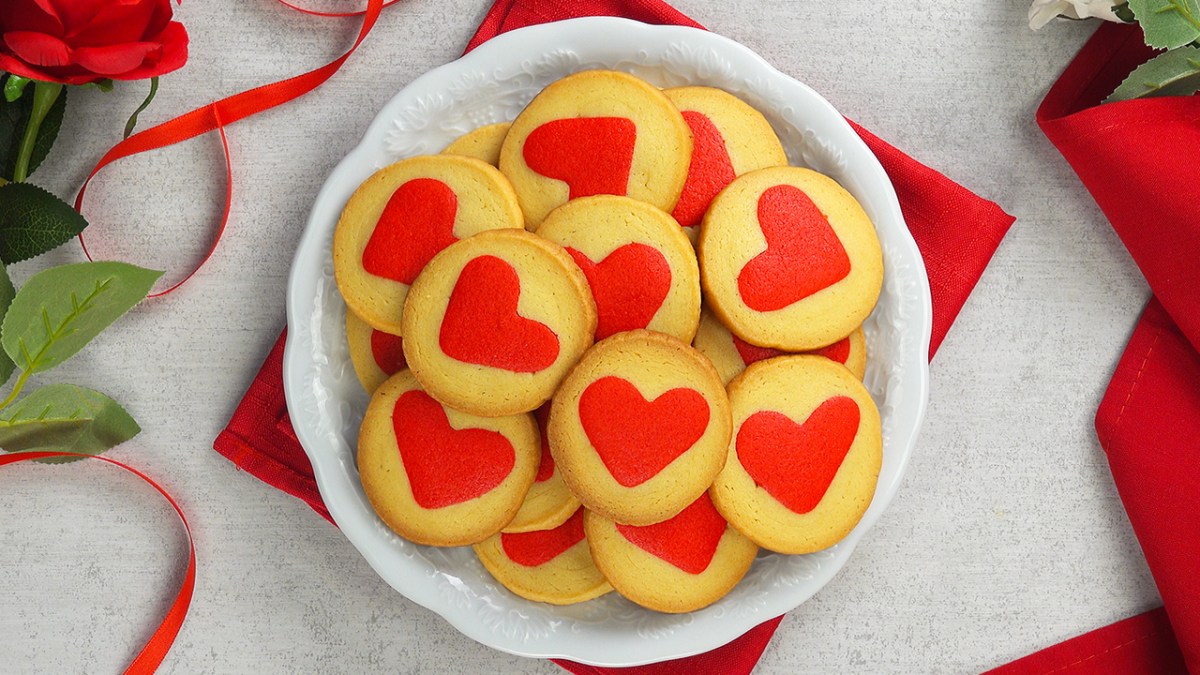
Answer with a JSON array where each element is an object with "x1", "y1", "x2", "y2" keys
[
  {"x1": 214, "y1": 0, "x2": 1018, "y2": 671},
  {"x1": 986, "y1": 21, "x2": 1200, "y2": 675}
]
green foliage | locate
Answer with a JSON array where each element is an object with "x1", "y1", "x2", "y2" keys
[
  {"x1": 0, "y1": 264, "x2": 13, "y2": 386},
  {"x1": 1108, "y1": 45, "x2": 1200, "y2": 101},
  {"x1": 0, "y1": 182, "x2": 90, "y2": 263},
  {"x1": 0, "y1": 79, "x2": 67, "y2": 181},
  {"x1": 0, "y1": 383, "x2": 139, "y2": 460},
  {"x1": 1129, "y1": 0, "x2": 1200, "y2": 49}
]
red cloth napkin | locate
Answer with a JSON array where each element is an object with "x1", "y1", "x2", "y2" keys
[
  {"x1": 214, "y1": 0, "x2": 1015, "y2": 671},
  {"x1": 984, "y1": 22, "x2": 1200, "y2": 675}
]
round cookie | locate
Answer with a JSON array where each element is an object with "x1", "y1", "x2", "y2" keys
[
  {"x1": 346, "y1": 309, "x2": 407, "y2": 394},
  {"x1": 692, "y1": 308, "x2": 867, "y2": 384},
  {"x1": 402, "y1": 229, "x2": 596, "y2": 417},
  {"x1": 584, "y1": 493, "x2": 758, "y2": 613},
  {"x1": 357, "y1": 370, "x2": 540, "y2": 547},
  {"x1": 475, "y1": 508, "x2": 613, "y2": 605},
  {"x1": 333, "y1": 154, "x2": 524, "y2": 334},
  {"x1": 442, "y1": 122, "x2": 510, "y2": 167},
  {"x1": 698, "y1": 166, "x2": 884, "y2": 351},
  {"x1": 502, "y1": 404, "x2": 581, "y2": 533},
  {"x1": 549, "y1": 330, "x2": 731, "y2": 526},
  {"x1": 499, "y1": 70, "x2": 693, "y2": 228},
  {"x1": 662, "y1": 86, "x2": 788, "y2": 242},
  {"x1": 536, "y1": 195, "x2": 701, "y2": 341},
  {"x1": 711, "y1": 355, "x2": 882, "y2": 554}
]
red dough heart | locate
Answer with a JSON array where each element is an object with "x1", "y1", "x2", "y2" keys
[
  {"x1": 566, "y1": 244, "x2": 672, "y2": 340},
  {"x1": 672, "y1": 111, "x2": 737, "y2": 230},
  {"x1": 534, "y1": 404, "x2": 555, "y2": 483},
  {"x1": 391, "y1": 390, "x2": 516, "y2": 509},
  {"x1": 362, "y1": 177, "x2": 458, "y2": 284},
  {"x1": 811, "y1": 336, "x2": 851, "y2": 365},
  {"x1": 439, "y1": 255, "x2": 560, "y2": 373},
  {"x1": 616, "y1": 493, "x2": 727, "y2": 575},
  {"x1": 370, "y1": 329, "x2": 406, "y2": 375},
  {"x1": 736, "y1": 396, "x2": 861, "y2": 514},
  {"x1": 737, "y1": 184, "x2": 851, "y2": 311},
  {"x1": 523, "y1": 117, "x2": 636, "y2": 199},
  {"x1": 731, "y1": 333, "x2": 851, "y2": 367},
  {"x1": 578, "y1": 376, "x2": 710, "y2": 488},
  {"x1": 501, "y1": 508, "x2": 585, "y2": 568}
]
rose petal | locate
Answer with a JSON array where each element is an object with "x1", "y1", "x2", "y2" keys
[
  {"x1": 50, "y1": 0, "x2": 110, "y2": 32},
  {"x1": 0, "y1": 53, "x2": 97, "y2": 84},
  {"x1": 0, "y1": 0, "x2": 65, "y2": 37},
  {"x1": 73, "y1": 40, "x2": 161, "y2": 76},
  {"x1": 111, "y1": 20, "x2": 187, "y2": 80},
  {"x1": 3, "y1": 30, "x2": 72, "y2": 67},
  {"x1": 66, "y1": 1, "x2": 155, "y2": 47}
]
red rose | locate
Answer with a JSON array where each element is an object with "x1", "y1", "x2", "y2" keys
[{"x1": 0, "y1": 0, "x2": 188, "y2": 85}]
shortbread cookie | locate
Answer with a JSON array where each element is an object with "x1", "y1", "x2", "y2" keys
[
  {"x1": 475, "y1": 508, "x2": 612, "y2": 605},
  {"x1": 502, "y1": 404, "x2": 581, "y2": 533},
  {"x1": 662, "y1": 86, "x2": 787, "y2": 241},
  {"x1": 698, "y1": 166, "x2": 883, "y2": 351},
  {"x1": 536, "y1": 195, "x2": 701, "y2": 341},
  {"x1": 333, "y1": 155, "x2": 524, "y2": 333},
  {"x1": 711, "y1": 355, "x2": 882, "y2": 554},
  {"x1": 499, "y1": 70, "x2": 692, "y2": 228},
  {"x1": 346, "y1": 309, "x2": 407, "y2": 394},
  {"x1": 357, "y1": 370, "x2": 540, "y2": 547},
  {"x1": 402, "y1": 229, "x2": 596, "y2": 416},
  {"x1": 584, "y1": 493, "x2": 758, "y2": 613},
  {"x1": 549, "y1": 330, "x2": 731, "y2": 526},
  {"x1": 692, "y1": 309, "x2": 867, "y2": 384},
  {"x1": 442, "y1": 122, "x2": 510, "y2": 167}
]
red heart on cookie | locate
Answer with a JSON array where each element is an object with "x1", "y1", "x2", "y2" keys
[
  {"x1": 523, "y1": 117, "x2": 636, "y2": 199},
  {"x1": 501, "y1": 508, "x2": 586, "y2": 568},
  {"x1": 731, "y1": 334, "x2": 784, "y2": 366},
  {"x1": 578, "y1": 376, "x2": 710, "y2": 487},
  {"x1": 616, "y1": 493, "x2": 727, "y2": 575},
  {"x1": 534, "y1": 404, "x2": 555, "y2": 483},
  {"x1": 566, "y1": 244, "x2": 672, "y2": 340},
  {"x1": 370, "y1": 329, "x2": 406, "y2": 375},
  {"x1": 737, "y1": 184, "x2": 851, "y2": 311},
  {"x1": 391, "y1": 390, "x2": 516, "y2": 509},
  {"x1": 362, "y1": 178, "x2": 459, "y2": 284},
  {"x1": 736, "y1": 396, "x2": 861, "y2": 514},
  {"x1": 439, "y1": 255, "x2": 560, "y2": 373},
  {"x1": 672, "y1": 111, "x2": 737, "y2": 230}
]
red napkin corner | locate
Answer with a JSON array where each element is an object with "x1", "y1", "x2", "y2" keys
[{"x1": 214, "y1": 0, "x2": 1016, "y2": 672}]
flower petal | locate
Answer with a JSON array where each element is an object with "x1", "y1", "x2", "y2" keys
[
  {"x1": 0, "y1": 53, "x2": 96, "y2": 84},
  {"x1": 3, "y1": 30, "x2": 72, "y2": 67},
  {"x1": 49, "y1": 0, "x2": 110, "y2": 32},
  {"x1": 111, "y1": 20, "x2": 187, "y2": 80},
  {"x1": 72, "y1": 40, "x2": 160, "y2": 75},
  {"x1": 65, "y1": 0, "x2": 155, "y2": 47},
  {"x1": 0, "y1": 0, "x2": 66, "y2": 37}
]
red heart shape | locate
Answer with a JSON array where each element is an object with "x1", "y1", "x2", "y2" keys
[
  {"x1": 616, "y1": 493, "x2": 727, "y2": 574},
  {"x1": 534, "y1": 403, "x2": 555, "y2": 483},
  {"x1": 566, "y1": 244, "x2": 672, "y2": 340},
  {"x1": 439, "y1": 255, "x2": 560, "y2": 373},
  {"x1": 362, "y1": 177, "x2": 458, "y2": 285},
  {"x1": 523, "y1": 117, "x2": 636, "y2": 199},
  {"x1": 578, "y1": 376, "x2": 710, "y2": 488},
  {"x1": 369, "y1": 329, "x2": 406, "y2": 375},
  {"x1": 737, "y1": 184, "x2": 851, "y2": 311},
  {"x1": 736, "y1": 396, "x2": 861, "y2": 514},
  {"x1": 500, "y1": 508, "x2": 585, "y2": 568},
  {"x1": 731, "y1": 334, "x2": 851, "y2": 367},
  {"x1": 671, "y1": 110, "x2": 737, "y2": 230},
  {"x1": 391, "y1": 390, "x2": 516, "y2": 509}
]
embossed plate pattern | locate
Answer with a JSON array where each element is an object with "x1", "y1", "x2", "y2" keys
[{"x1": 283, "y1": 17, "x2": 932, "y2": 666}]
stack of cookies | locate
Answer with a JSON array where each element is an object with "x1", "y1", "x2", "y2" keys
[{"x1": 333, "y1": 70, "x2": 884, "y2": 613}]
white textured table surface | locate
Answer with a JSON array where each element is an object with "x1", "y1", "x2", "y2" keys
[{"x1": 0, "y1": 1, "x2": 1158, "y2": 673}]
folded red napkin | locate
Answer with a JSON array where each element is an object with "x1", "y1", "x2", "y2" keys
[
  {"x1": 984, "y1": 22, "x2": 1199, "y2": 675},
  {"x1": 214, "y1": 0, "x2": 1015, "y2": 671}
]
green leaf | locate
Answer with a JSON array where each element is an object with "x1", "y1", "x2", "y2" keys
[
  {"x1": 0, "y1": 262, "x2": 14, "y2": 386},
  {"x1": 1, "y1": 261, "x2": 162, "y2": 376},
  {"x1": 1107, "y1": 45, "x2": 1200, "y2": 100},
  {"x1": 4, "y1": 75, "x2": 31, "y2": 103},
  {"x1": 1130, "y1": 0, "x2": 1200, "y2": 49},
  {"x1": 91, "y1": 79, "x2": 114, "y2": 93},
  {"x1": 124, "y1": 76, "x2": 158, "y2": 139},
  {"x1": 0, "y1": 383, "x2": 140, "y2": 461},
  {"x1": 0, "y1": 182, "x2": 89, "y2": 263},
  {"x1": 1114, "y1": 2, "x2": 1138, "y2": 21},
  {"x1": 0, "y1": 83, "x2": 66, "y2": 181}
]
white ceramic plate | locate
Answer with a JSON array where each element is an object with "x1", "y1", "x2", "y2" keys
[{"x1": 283, "y1": 17, "x2": 932, "y2": 667}]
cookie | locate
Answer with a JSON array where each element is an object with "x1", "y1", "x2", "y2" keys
[
  {"x1": 333, "y1": 154, "x2": 524, "y2": 334},
  {"x1": 402, "y1": 228, "x2": 597, "y2": 417},
  {"x1": 711, "y1": 355, "x2": 882, "y2": 554},
  {"x1": 535, "y1": 195, "x2": 701, "y2": 341},
  {"x1": 698, "y1": 166, "x2": 884, "y2": 351},
  {"x1": 499, "y1": 70, "x2": 693, "y2": 228},
  {"x1": 549, "y1": 330, "x2": 731, "y2": 526},
  {"x1": 357, "y1": 370, "x2": 540, "y2": 547},
  {"x1": 346, "y1": 309, "x2": 407, "y2": 394},
  {"x1": 474, "y1": 508, "x2": 613, "y2": 605},
  {"x1": 692, "y1": 308, "x2": 867, "y2": 384},
  {"x1": 662, "y1": 86, "x2": 788, "y2": 242},
  {"x1": 442, "y1": 122, "x2": 510, "y2": 167},
  {"x1": 502, "y1": 404, "x2": 581, "y2": 533},
  {"x1": 584, "y1": 493, "x2": 758, "y2": 613}
]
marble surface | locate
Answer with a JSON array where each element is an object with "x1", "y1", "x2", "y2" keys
[{"x1": 0, "y1": 1, "x2": 1159, "y2": 673}]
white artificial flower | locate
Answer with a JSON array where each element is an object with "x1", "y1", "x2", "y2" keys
[{"x1": 1028, "y1": 0, "x2": 1122, "y2": 29}]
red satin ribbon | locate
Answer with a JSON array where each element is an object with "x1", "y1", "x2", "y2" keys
[{"x1": 0, "y1": 451, "x2": 195, "y2": 674}]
